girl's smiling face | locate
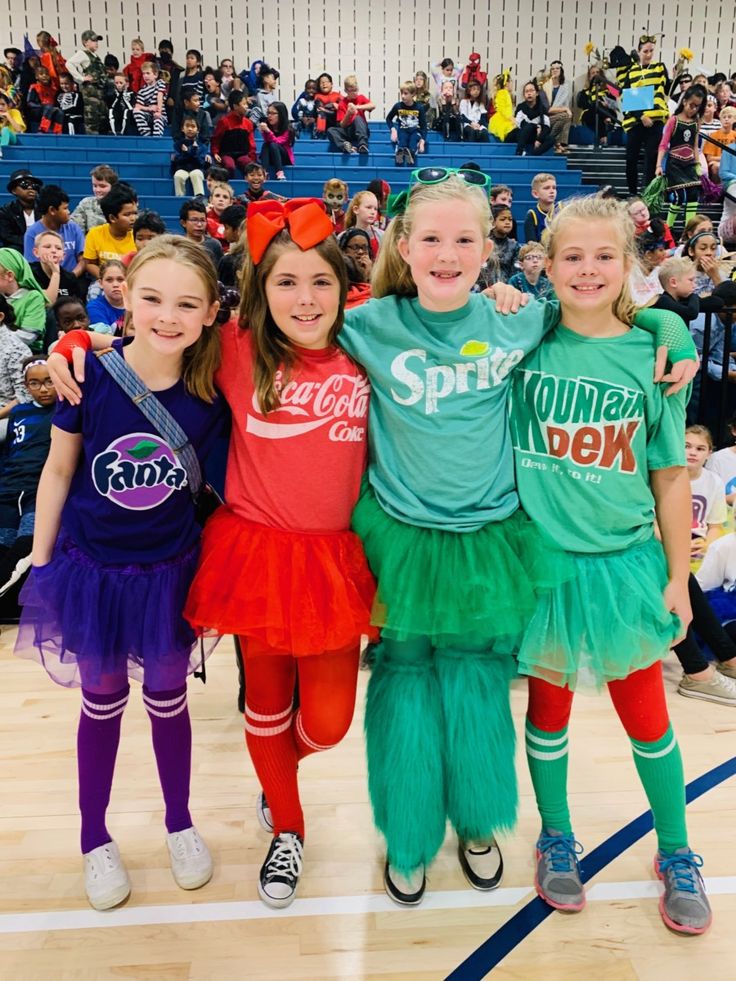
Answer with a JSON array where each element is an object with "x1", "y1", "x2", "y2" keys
[
  {"x1": 546, "y1": 218, "x2": 629, "y2": 319},
  {"x1": 398, "y1": 198, "x2": 491, "y2": 312},
  {"x1": 264, "y1": 246, "x2": 340, "y2": 350}
]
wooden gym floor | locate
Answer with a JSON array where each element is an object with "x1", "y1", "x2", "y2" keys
[{"x1": 1, "y1": 631, "x2": 734, "y2": 980}]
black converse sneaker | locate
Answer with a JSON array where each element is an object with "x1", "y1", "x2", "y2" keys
[
  {"x1": 256, "y1": 791, "x2": 274, "y2": 834},
  {"x1": 258, "y1": 832, "x2": 303, "y2": 909},
  {"x1": 383, "y1": 859, "x2": 426, "y2": 905},
  {"x1": 458, "y1": 838, "x2": 504, "y2": 890}
]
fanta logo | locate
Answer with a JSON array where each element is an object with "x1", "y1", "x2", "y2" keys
[
  {"x1": 92, "y1": 433, "x2": 187, "y2": 510},
  {"x1": 390, "y1": 345, "x2": 524, "y2": 414},
  {"x1": 246, "y1": 372, "x2": 369, "y2": 442}
]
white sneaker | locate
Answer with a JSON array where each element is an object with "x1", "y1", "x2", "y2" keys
[
  {"x1": 678, "y1": 670, "x2": 736, "y2": 705},
  {"x1": 256, "y1": 791, "x2": 274, "y2": 834},
  {"x1": 166, "y1": 826, "x2": 213, "y2": 890},
  {"x1": 258, "y1": 832, "x2": 303, "y2": 908},
  {"x1": 383, "y1": 860, "x2": 426, "y2": 905},
  {"x1": 83, "y1": 841, "x2": 131, "y2": 910},
  {"x1": 458, "y1": 838, "x2": 504, "y2": 890}
]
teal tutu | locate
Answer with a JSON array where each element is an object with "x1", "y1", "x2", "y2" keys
[
  {"x1": 351, "y1": 482, "x2": 574, "y2": 649},
  {"x1": 518, "y1": 536, "x2": 680, "y2": 691}
]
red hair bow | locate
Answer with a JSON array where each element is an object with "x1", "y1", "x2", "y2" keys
[{"x1": 246, "y1": 198, "x2": 334, "y2": 264}]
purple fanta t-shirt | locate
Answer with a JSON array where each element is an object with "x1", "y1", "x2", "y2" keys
[{"x1": 53, "y1": 345, "x2": 227, "y2": 563}]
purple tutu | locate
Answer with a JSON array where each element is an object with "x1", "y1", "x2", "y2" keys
[{"x1": 15, "y1": 536, "x2": 218, "y2": 688}]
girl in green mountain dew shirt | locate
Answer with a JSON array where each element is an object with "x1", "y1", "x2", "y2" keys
[
  {"x1": 339, "y1": 176, "x2": 697, "y2": 906},
  {"x1": 509, "y1": 195, "x2": 710, "y2": 935}
]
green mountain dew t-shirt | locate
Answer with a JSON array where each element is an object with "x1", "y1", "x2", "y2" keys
[
  {"x1": 510, "y1": 324, "x2": 686, "y2": 554},
  {"x1": 341, "y1": 293, "x2": 560, "y2": 531}
]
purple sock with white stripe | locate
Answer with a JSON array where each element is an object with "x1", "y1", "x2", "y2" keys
[
  {"x1": 78, "y1": 686, "x2": 130, "y2": 854},
  {"x1": 143, "y1": 684, "x2": 192, "y2": 834}
]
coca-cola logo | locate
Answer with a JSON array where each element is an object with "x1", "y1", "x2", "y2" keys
[{"x1": 246, "y1": 371, "x2": 370, "y2": 442}]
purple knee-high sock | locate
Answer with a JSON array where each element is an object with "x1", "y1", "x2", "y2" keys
[
  {"x1": 78, "y1": 686, "x2": 130, "y2": 854},
  {"x1": 142, "y1": 684, "x2": 193, "y2": 833}
]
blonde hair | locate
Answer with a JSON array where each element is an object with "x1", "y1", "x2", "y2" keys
[
  {"x1": 532, "y1": 172, "x2": 556, "y2": 192},
  {"x1": 131, "y1": 37, "x2": 144, "y2": 48},
  {"x1": 141, "y1": 61, "x2": 158, "y2": 74},
  {"x1": 372, "y1": 177, "x2": 491, "y2": 300},
  {"x1": 658, "y1": 256, "x2": 695, "y2": 289},
  {"x1": 209, "y1": 181, "x2": 234, "y2": 200},
  {"x1": 126, "y1": 235, "x2": 220, "y2": 402},
  {"x1": 518, "y1": 242, "x2": 545, "y2": 260},
  {"x1": 238, "y1": 236, "x2": 348, "y2": 414},
  {"x1": 686, "y1": 424, "x2": 714, "y2": 450},
  {"x1": 344, "y1": 190, "x2": 377, "y2": 229},
  {"x1": 544, "y1": 195, "x2": 638, "y2": 324},
  {"x1": 343, "y1": 74, "x2": 358, "y2": 89},
  {"x1": 400, "y1": 81, "x2": 417, "y2": 96},
  {"x1": 719, "y1": 106, "x2": 736, "y2": 121},
  {"x1": 34, "y1": 229, "x2": 63, "y2": 247}
]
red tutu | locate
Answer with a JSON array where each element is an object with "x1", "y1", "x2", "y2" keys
[{"x1": 184, "y1": 507, "x2": 378, "y2": 656}]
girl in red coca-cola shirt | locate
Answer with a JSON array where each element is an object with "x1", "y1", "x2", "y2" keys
[{"x1": 183, "y1": 198, "x2": 376, "y2": 909}]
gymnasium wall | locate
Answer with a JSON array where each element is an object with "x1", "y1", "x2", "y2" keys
[{"x1": 6, "y1": 0, "x2": 734, "y2": 114}]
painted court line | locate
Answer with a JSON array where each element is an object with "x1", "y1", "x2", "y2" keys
[
  {"x1": 1, "y1": 876, "x2": 735, "y2": 935},
  {"x1": 446, "y1": 755, "x2": 736, "y2": 981}
]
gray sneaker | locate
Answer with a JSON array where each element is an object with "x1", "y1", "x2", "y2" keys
[
  {"x1": 535, "y1": 829, "x2": 585, "y2": 911},
  {"x1": 716, "y1": 660, "x2": 736, "y2": 680},
  {"x1": 655, "y1": 848, "x2": 712, "y2": 934},
  {"x1": 678, "y1": 670, "x2": 736, "y2": 705}
]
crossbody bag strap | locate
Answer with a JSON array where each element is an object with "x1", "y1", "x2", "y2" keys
[{"x1": 97, "y1": 349, "x2": 203, "y2": 496}]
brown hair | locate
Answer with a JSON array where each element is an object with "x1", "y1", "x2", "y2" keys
[
  {"x1": 685, "y1": 424, "x2": 713, "y2": 450},
  {"x1": 238, "y1": 235, "x2": 348, "y2": 413},
  {"x1": 91, "y1": 165, "x2": 119, "y2": 185},
  {"x1": 372, "y1": 176, "x2": 491, "y2": 300},
  {"x1": 125, "y1": 235, "x2": 220, "y2": 401},
  {"x1": 544, "y1": 195, "x2": 637, "y2": 324}
]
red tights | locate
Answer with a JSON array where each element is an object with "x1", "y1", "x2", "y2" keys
[
  {"x1": 527, "y1": 661, "x2": 670, "y2": 742},
  {"x1": 241, "y1": 639, "x2": 360, "y2": 837}
]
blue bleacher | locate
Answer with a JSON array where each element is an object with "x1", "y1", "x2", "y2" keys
[{"x1": 0, "y1": 123, "x2": 587, "y2": 238}]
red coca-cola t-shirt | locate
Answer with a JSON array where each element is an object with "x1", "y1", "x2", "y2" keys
[{"x1": 217, "y1": 320, "x2": 370, "y2": 531}]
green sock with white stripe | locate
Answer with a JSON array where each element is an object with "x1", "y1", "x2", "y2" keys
[
  {"x1": 525, "y1": 719, "x2": 571, "y2": 834},
  {"x1": 630, "y1": 724, "x2": 688, "y2": 852}
]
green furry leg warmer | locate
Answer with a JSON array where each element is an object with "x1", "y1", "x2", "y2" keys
[
  {"x1": 364, "y1": 636, "x2": 446, "y2": 875},
  {"x1": 436, "y1": 645, "x2": 518, "y2": 842}
]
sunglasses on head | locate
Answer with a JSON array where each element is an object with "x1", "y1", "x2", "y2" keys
[
  {"x1": 639, "y1": 34, "x2": 657, "y2": 44},
  {"x1": 411, "y1": 167, "x2": 492, "y2": 191}
]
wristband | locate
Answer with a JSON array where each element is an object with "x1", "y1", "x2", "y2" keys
[{"x1": 52, "y1": 329, "x2": 92, "y2": 363}]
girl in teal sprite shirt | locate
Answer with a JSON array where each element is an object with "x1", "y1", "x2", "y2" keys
[
  {"x1": 339, "y1": 175, "x2": 697, "y2": 905},
  {"x1": 510, "y1": 195, "x2": 711, "y2": 934}
]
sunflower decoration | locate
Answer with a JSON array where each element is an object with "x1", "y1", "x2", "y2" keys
[
  {"x1": 584, "y1": 41, "x2": 596, "y2": 58},
  {"x1": 673, "y1": 47, "x2": 695, "y2": 78},
  {"x1": 585, "y1": 42, "x2": 610, "y2": 71}
]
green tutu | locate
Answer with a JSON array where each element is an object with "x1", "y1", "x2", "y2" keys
[
  {"x1": 518, "y1": 536, "x2": 680, "y2": 691},
  {"x1": 351, "y1": 482, "x2": 573, "y2": 648}
]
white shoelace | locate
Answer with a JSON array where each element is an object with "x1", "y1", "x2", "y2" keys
[{"x1": 267, "y1": 835, "x2": 303, "y2": 878}]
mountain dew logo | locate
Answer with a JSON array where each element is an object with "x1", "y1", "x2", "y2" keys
[
  {"x1": 92, "y1": 432, "x2": 187, "y2": 510},
  {"x1": 390, "y1": 340, "x2": 524, "y2": 414}
]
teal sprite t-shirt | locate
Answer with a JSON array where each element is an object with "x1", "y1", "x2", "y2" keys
[
  {"x1": 341, "y1": 293, "x2": 559, "y2": 531},
  {"x1": 509, "y1": 324, "x2": 687, "y2": 554}
]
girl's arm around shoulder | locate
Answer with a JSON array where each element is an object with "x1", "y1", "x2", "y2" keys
[
  {"x1": 48, "y1": 330, "x2": 123, "y2": 404},
  {"x1": 651, "y1": 465, "x2": 692, "y2": 640},
  {"x1": 31, "y1": 426, "x2": 83, "y2": 566},
  {"x1": 631, "y1": 306, "x2": 698, "y2": 395}
]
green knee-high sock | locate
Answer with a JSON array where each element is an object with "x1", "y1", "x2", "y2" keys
[
  {"x1": 666, "y1": 203, "x2": 680, "y2": 227},
  {"x1": 525, "y1": 719, "x2": 572, "y2": 833},
  {"x1": 437, "y1": 647, "x2": 517, "y2": 842},
  {"x1": 364, "y1": 638, "x2": 446, "y2": 875},
  {"x1": 630, "y1": 724, "x2": 688, "y2": 853},
  {"x1": 685, "y1": 200, "x2": 698, "y2": 224}
]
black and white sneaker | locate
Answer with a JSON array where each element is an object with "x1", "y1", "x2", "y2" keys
[
  {"x1": 256, "y1": 791, "x2": 274, "y2": 834},
  {"x1": 258, "y1": 832, "x2": 303, "y2": 909},
  {"x1": 458, "y1": 838, "x2": 503, "y2": 890},
  {"x1": 384, "y1": 859, "x2": 426, "y2": 906}
]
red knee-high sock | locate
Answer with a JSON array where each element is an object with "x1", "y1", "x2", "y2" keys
[
  {"x1": 292, "y1": 646, "x2": 360, "y2": 760},
  {"x1": 241, "y1": 642, "x2": 304, "y2": 837}
]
